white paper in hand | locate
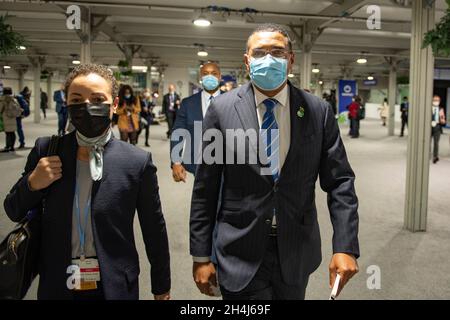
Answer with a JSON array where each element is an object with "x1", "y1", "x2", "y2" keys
[{"x1": 329, "y1": 274, "x2": 341, "y2": 300}]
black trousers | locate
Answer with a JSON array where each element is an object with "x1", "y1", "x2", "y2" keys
[
  {"x1": 432, "y1": 126, "x2": 441, "y2": 159},
  {"x1": 120, "y1": 131, "x2": 138, "y2": 145},
  {"x1": 4, "y1": 131, "x2": 16, "y2": 150},
  {"x1": 166, "y1": 111, "x2": 176, "y2": 137},
  {"x1": 221, "y1": 237, "x2": 309, "y2": 300},
  {"x1": 401, "y1": 116, "x2": 408, "y2": 136}
]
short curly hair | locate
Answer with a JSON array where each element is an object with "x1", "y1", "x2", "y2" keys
[{"x1": 64, "y1": 63, "x2": 119, "y2": 99}]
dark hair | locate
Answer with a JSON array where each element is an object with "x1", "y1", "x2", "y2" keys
[
  {"x1": 64, "y1": 63, "x2": 118, "y2": 98},
  {"x1": 3, "y1": 87, "x2": 12, "y2": 95},
  {"x1": 247, "y1": 23, "x2": 293, "y2": 52},
  {"x1": 384, "y1": 98, "x2": 388, "y2": 103},
  {"x1": 403, "y1": 96, "x2": 408, "y2": 100},
  {"x1": 118, "y1": 84, "x2": 136, "y2": 106}
]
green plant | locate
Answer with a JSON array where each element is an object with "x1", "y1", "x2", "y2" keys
[
  {"x1": 0, "y1": 14, "x2": 26, "y2": 57},
  {"x1": 422, "y1": 0, "x2": 450, "y2": 57},
  {"x1": 117, "y1": 60, "x2": 133, "y2": 77}
]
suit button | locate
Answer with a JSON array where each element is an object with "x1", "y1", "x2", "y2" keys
[{"x1": 265, "y1": 219, "x2": 272, "y2": 225}]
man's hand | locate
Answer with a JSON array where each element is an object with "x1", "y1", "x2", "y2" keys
[
  {"x1": 329, "y1": 253, "x2": 359, "y2": 297},
  {"x1": 28, "y1": 156, "x2": 63, "y2": 191},
  {"x1": 193, "y1": 262, "x2": 217, "y2": 296},
  {"x1": 154, "y1": 291, "x2": 171, "y2": 300},
  {"x1": 172, "y1": 163, "x2": 186, "y2": 183}
]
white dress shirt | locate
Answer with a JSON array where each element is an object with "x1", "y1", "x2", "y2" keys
[
  {"x1": 253, "y1": 84, "x2": 291, "y2": 172},
  {"x1": 202, "y1": 89, "x2": 221, "y2": 117}
]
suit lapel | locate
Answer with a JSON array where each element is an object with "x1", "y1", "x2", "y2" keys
[
  {"x1": 279, "y1": 84, "x2": 314, "y2": 181},
  {"x1": 58, "y1": 132, "x2": 78, "y2": 263},
  {"x1": 194, "y1": 92, "x2": 204, "y2": 121}
]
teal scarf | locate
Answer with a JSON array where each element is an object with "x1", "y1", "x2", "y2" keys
[{"x1": 75, "y1": 129, "x2": 112, "y2": 181}]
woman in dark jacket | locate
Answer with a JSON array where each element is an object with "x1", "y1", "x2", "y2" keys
[{"x1": 4, "y1": 64, "x2": 171, "y2": 300}]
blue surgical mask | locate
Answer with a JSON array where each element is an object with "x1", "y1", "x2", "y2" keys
[
  {"x1": 124, "y1": 94, "x2": 131, "y2": 99},
  {"x1": 202, "y1": 75, "x2": 220, "y2": 91},
  {"x1": 249, "y1": 54, "x2": 288, "y2": 91}
]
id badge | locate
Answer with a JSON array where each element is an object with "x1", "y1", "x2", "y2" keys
[{"x1": 72, "y1": 258, "x2": 101, "y2": 282}]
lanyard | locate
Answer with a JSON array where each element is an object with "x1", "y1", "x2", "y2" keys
[{"x1": 75, "y1": 182, "x2": 92, "y2": 260}]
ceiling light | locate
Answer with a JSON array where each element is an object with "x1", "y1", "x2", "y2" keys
[
  {"x1": 357, "y1": 57, "x2": 367, "y2": 64},
  {"x1": 288, "y1": 73, "x2": 295, "y2": 78},
  {"x1": 18, "y1": 46, "x2": 26, "y2": 50},
  {"x1": 312, "y1": 68, "x2": 320, "y2": 73},
  {"x1": 193, "y1": 15, "x2": 212, "y2": 27},
  {"x1": 367, "y1": 75, "x2": 374, "y2": 80},
  {"x1": 72, "y1": 59, "x2": 81, "y2": 65},
  {"x1": 197, "y1": 49, "x2": 208, "y2": 57},
  {"x1": 3, "y1": 65, "x2": 11, "y2": 69},
  {"x1": 318, "y1": 80, "x2": 323, "y2": 85}
]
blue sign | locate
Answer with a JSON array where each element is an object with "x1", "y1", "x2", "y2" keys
[{"x1": 338, "y1": 80, "x2": 357, "y2": 114}]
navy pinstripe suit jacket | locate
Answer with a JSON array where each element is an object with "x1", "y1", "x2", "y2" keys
[{"x1": 190, "y1": 82, "x2": 359, "y2": 292}]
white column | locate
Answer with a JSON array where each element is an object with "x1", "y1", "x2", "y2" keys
[
  {"x1": 80, "y1": 7, "x2": 91, "y2": 64},
  {"x1": 388, "y1": 63, "x2": 397, "y2": 136},
  {"x1": 300, "y1": 50, "x2": 312, "y2": 90},
  {"x1": 404, "y1": 0, "x2": 435, "y2": 232}
]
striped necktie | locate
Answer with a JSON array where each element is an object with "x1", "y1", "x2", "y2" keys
[{"x1": 261, "y1": 98, "x2": 280, "y2": 182}]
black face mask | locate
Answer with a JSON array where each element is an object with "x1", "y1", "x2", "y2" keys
[{"x1": 68, "y1": 103, "x2": 111, "y2": 138}]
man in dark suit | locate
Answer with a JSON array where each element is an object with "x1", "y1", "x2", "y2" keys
[
  {"x1": 170, "y1": 62, "x2": 222, "y2": 180},
  {"x1": 54, "y1": 84, "x2": 68, "y2": 135},
  {"x1": 162, "y1": 84, "x2": 181, "y2": 139},
  {"x1": 190, "y1": 24, "x2": 359, "y2": 300},
  {"x1": 400, "y1": 96, "x2": 409, "y2": 137}
]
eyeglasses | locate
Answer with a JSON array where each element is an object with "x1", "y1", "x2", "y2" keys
[{"x1": 250, "y1": 48, "x2": 291, "y2": 59}]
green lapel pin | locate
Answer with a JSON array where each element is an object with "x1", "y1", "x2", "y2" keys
[{"x1": 297, "y1": 106, "x2": 305, "y2": 118}]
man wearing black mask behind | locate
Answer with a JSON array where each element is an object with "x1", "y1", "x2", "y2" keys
[{"x1": 4, "y1": 64, "x2": 171, "y2": 300}]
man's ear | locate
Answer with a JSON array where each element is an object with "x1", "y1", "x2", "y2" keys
[{"x1": 244, "y1": 54, "x2": 250, "y2": 73}]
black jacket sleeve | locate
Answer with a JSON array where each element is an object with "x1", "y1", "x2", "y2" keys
[
  {"x1": 4, "y1": 138, "x2": 48, "y2": 223},
  {"x1": 189, "y1": 102, "x2": 223, "y2": 258},
  {"x1": 319, "y1": 102, "x2": 360, "y2": 258},
  {"x1": 136, "y1": 153, "x2": 171, "y2": 295}
]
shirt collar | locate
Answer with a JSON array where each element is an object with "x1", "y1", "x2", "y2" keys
[
  {"x1": 202, "y1": 89, "x2": 221, "y2": 100},
  {"x1": 253, "y1": 83, "x2": 289, "y2": 108}
]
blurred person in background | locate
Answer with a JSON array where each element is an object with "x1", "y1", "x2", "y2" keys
[
  {"x1": 40, "y1": 88, "x2": 48, "y2": 119},
  {"x1": 16, "y1": 86, "x2": 30, "y2": 148},
  {"x1": 348, "y1": 95, "x2": 362, "y2": 138},
  {"x1": 54, "y1": 84, "x2": 68, "y2": 136},
  {"x1": 378, "y1": 98, "x2": 389, "y2": 127},
  {"x1": 140, "y1": 88, "x2": 154, "y2": 147},
  {"x1": 0, "y1": 87, "x2": 23, "y2": 152},
  {"x1": 162, "y1": 84, "x2": 180, "y2": 139},
  {"x1": 400, "y1": 96, "x2": 409, "y2": 137},
  {"x1": 431, "y1": 94, "x2": 446, "y2": 164},
  {"x1": 116, "y1": 84, "x2": 141, "y2": 145}
]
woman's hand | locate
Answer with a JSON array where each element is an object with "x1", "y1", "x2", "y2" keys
[{"x1": 28, "y1": 156, "x2": 63, "y2": 191}]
